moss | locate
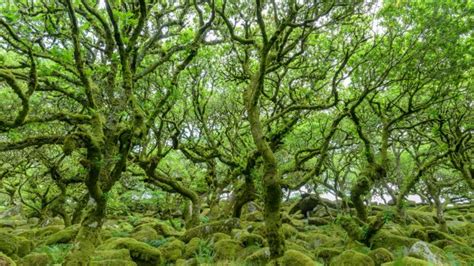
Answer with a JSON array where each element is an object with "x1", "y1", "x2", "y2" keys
[
  {"x1": 0, "y1": 252, "x2": 16, "y2": 266},
  {"x1": 368, "y1": 248, "x2": 394, "y2": 266},
  {"x1": 181, "y1": 218, "x2": 240, "y2": 243},
  {"x1": 0, "y1": 232, "x2": 18, "y2": 256},
  {"x1": 44, "y1": 226, "x2": 79, "y2": 245},
  {"x1": 20, "y1": 252, "x2": 50, "y2": 266},
  {"x1": 408, "y1": 241, "x2": 447, "y2": 265},
  {"x1": 213, "y1": 239, "x2": 243, "y2": 261},
  {"x1": 35, "y1": 225, "x2": 64, "y2": 239},
  {"x1": 243, "y1": 211, "x2": 264, "y2": 222},
  {"x1": 370, "y1": 230, "x2": 418, "y2": 252},
  {"x1": 408, "y1": 226, "x2": 428, "y2": 242},
  {"x1": 89, "y1": 260, "x2": 137, "y2": 266},
  {"x1": 244, "y1": 247, "x2": 271, "y2": 265},
  {"x1": 406, "y1": 210, "x2": 436, "y2": 226},
  {"x1": 15, "y1": 237, "x2": 34, "y2": 258},
  {"x1": 297, "y1": 232, "x2": 332, "y2": 249},
  {"x1": 91, "y1": 249, "x2": 133, "y2": 261},
  {"x1": 97, "y1": 237, "x2": 163, "y2": 265},
  {"x1": 308, "y1": 217, "x2": 330, "y2": 226},
  {"x1": 184, "y1": 237, "x2": 201, "y2": 258},
  {"x1": 381, "y1": 256, "x2": 430, "y2": 266},
  {"x1": 285, "y1": 240, "x2": 313, "y2": 258},
  {"x1": 211, "y1": 232, "x2": 231, "y2": 243},
  {"x1": 426, "y1": 230, "x2": 466, "y2": 246},
  {"x1": 315, "y1": 247, "x2": 342, "y2": 264},
  {"x1": 159, "y1": 239, "x2": 185, "y2": 262},
  {"x1": 281, "y1": 223, "x2": 299, "y2": 239},
  {"x1": 330, "y1": 250, "x2": 375, "y2": 266},
  {"x1": 237, "y1": 232, "x2": 265, "y2": 247},
  {"x1": 276, "y1": 249, "x2": 318, "y2": 266},
  {"x1": 130, "y1": 225, "x2": 159, "y2": 243},
  {"x1": 138, "y1": 221, "x2": 181, "y2": 238},
  {"x1": 337, "y1": 216, "x2": 364, "y2": 241}
]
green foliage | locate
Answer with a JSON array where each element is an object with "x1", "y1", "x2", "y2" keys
[{"x1": 32, "y1": 244, "x2": 73, "y2": 265}]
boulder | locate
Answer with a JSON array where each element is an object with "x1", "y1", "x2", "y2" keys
[
  {"x1": 330, "y1": 250, "x2": 375, "y2": 266},
  {"x1": 213, "y1": 239, "x2": 243, "y2": 260},
  {"x1": 368, "y1": 248, "x2": 394, "y2": 266}
]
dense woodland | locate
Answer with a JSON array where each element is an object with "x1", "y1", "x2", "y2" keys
[{"x1": 0, "y1": 0, "x2": 473, "y2": 265}]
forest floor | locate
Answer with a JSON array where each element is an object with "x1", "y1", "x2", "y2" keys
[{"x1": 0, "y1": 202, "x2": 473, "y2": 266}]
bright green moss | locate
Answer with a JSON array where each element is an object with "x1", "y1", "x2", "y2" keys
[{"x1": 330, "y1": 250, "x2": 375, "y2": 266}]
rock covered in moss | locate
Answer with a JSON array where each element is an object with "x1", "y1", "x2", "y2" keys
[
  {"x1": 236, "y1": 232, "x2": 265, "y2": 247},
  {"x1": 44, "y1": 225, "x2": 79, "y2": 245},
  {"x1": 89, "y1": 260, "x2": 137, "y2": 266},
  {"x1": 243, "y1": 211, "x2": 264, "y2": 222},
  {"x1": 381, "y1": 256, "x2": 430, "y2": 266},
  {"x1": 184, "y1": 237, "x2": 202, "y2": 258},
  {"x1": 97, "y1": 237, "x2": 163, "y2": 265},
  {"x1": 276, "y1": 249, "x2": 319, "y2": 266},
  {"x1": 0, "y1": 232, "x2": 18, "y2": 256},
  {"x1": 281, "y1": 223, "x2": 299, "y2": 239},
  {"x1": 0, "y1": 251, "x2": 16, "y2": 266},
  {"x1": 34, "y1": 225, "x2": 64, "y2": 239},
  {"x1": 298, "y1": 232, "x2": 333, "y2": 249},
  {"x1": 130, "y1": 225, "x2": 159, "y2": 242},
  {"x1": 244, "y1": 247, "x2": 271, "y2": 265},
  {"x1": 406, "y1": 210, "x2": 436, "y2": 226},
  {"x1": 20, "y1": 252, "x2": 50, "y2": 266},
  {"x1": 408, "y1": 241, "x2": 447, "y2": 265},
  {"x1": 211, "y1": 232, "x2": 231, "y2": 243},
  {"x1": 91, "y1": 249, "x2": 133, "y2": 261},
  {"x1": 315, "y1": 247, "x2": 342, "y2": 264},
  {"x1": 370, "y1": 230, "x2": 417, "y2": 252},
  {"x1": 330, "y1": 250, "x2": 375, "y2": 266},
  {"x1": 181, "y1": 218, "x2": 240, "y2": 243},
  {"x1": 213, "y1": 239, "x2": 243, "y2": 260},
  {"x1": 159, "y1": 239, "x2": 185, "y2": 262},
  {"x1": 368, "y1": 248, "x2": 394, "y2": 265},
  {"x1": 15, "y1": 237, "x2": 34, "y2": 258}
]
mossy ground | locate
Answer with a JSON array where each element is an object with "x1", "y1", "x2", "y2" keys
[{"x1": 0, "y1": 204, "x2": 472, "y2": 265}]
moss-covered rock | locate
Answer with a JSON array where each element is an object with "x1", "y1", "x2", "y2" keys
[
  {"x1": 35, "y1": 225, "x2": 64, "y2": 239},
  {"x1": 276, "y1": 249, "x2": 319, "y2": 266},
  {"x1": 285, "y1": 240, "x2": 313, "y2": 258},
  {"x1": 0, "y1": 232, "x2": 18, "y2": 256},
  {"x1": 408, "y1": 226, "x2": 428, "y2": 242},
  {"x1": 184, "y1": 237, "x2": 201, "y2": 258},
  {"x1": 406, "y1": 210, "x2": 436, "y2": 226},
  {"x1": 244, "y1": 248, "x2": 271, "y2": 265},
  {"x1": 91, "y1": 249, "x2": 133, "y2": 261},
  {"x1": 297, "y1": 232, "x2": 333, "y2": 249},
  {"x1": 0, "y1": 251, "x2": 16, "y2": 266},
  {"x1": 281, "y1": 223, "x2": 299, "y2": 239},
  {"x1": 180, "y1": 218, "x2": 240, "y2": 243},
  {"x1": 211, "y1": 232, "x2": 231, "y2": 243},
  {"x1": 408, "y1": 241, "x2": 447, "y2": 265},
  {"x1": 368, "y1": 248, "x2": 394, "y2": 266},
  {"x1": 213, "y1": 239, "x2": 243, "y2": 261},
  {"x1": 370, "y1": 230, "x2": 417, "y2": 252},
  {"x1": 159, "y1": 239, "x2": 185, "y2": 262},
  {"x1": 315, "y1": 247, "x2": 342, "y2": 264},
  {"x1": 381, "y1": 256, "x2": 430, "y2": 266},
  {"x1": 330, "y1": 250, "x2": 375, "y2": 266},
  {"x1": 89, "y1": 260, "x2": 137, "y2": 266},
  {"x1": 44, "y1": 225, "x2": 79, "y2": 245},
  {"x1": 130, "y1": 225, "x2": 159, "y2": 243},
  {"x1": 308, "y1": 217, "x2": 330, "y2": 226},
  {"x1": 426, "y1": 230, "x2": 466, "y2": 246},
  {"x1": 97, "y1": 237, "x2": 163, "y2": 265},
  {"x1": 236, "y1": 232, "x2": 265, "y2": 247},
  {"x1": 137, "y1": 221, "x2": 181, "y2": 238},
  {"x1": 243, "y1": 211, "x2": 264, "y2": 222},
  {"x1": 20, "y1": 252, "x2": 50, "y2": 266},
  {"x1": 15, "y1": 237, "x2": 33, "y2": 258}
]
